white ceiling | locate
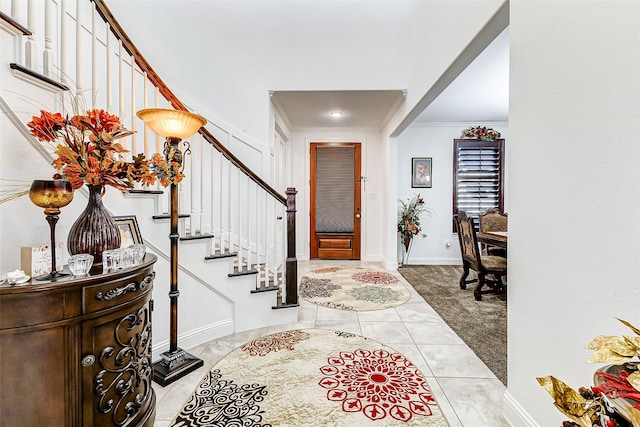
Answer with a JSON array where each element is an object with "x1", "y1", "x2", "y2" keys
[
  {"x1": 271, "y1": 90, "x2": 406, "y2": 130},
  {"x1": 106, "y1": 1, "x2": 509, "y2": 134},
  {"x1": 272, "y1": 27, "x2": 509, "y2": 131}
]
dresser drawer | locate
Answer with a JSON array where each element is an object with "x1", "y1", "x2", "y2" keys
[{"x1": 82, "y1": 269, "x2": 154, "y2": 313}]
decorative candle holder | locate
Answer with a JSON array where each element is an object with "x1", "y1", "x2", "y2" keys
[
  {"x1": 29, "y1": 179, "x2": 74, "y2": 281},
  {"x1": 67, "y1": 254, "x2": 94, "y2": 276}
]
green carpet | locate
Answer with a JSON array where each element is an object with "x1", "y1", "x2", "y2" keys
[{"x1": 398, "y1": 265, "x2": 507, "y2": 385}]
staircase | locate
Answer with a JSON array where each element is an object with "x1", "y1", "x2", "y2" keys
[{"x1": 0, "y1": 0, "x2": 298, "y2": 361}]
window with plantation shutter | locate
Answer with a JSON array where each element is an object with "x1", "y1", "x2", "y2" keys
[{"x1": 453, "y1": 139, "x2": 505, "y2": 230}]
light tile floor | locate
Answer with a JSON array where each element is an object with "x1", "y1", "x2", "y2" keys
[{"x1": 153, "y1": 260, "x2": 510, "y2": 426}]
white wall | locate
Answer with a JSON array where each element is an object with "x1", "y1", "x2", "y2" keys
[
  {"x1": 397, "y1": 122, "x2": 508, "y2": 266},
  {"x1": 382, "y1": 1, "x2": 508, "y2": 268},
  {"x1": 506, "y1": 1, "x2": 640, "y2": 426}
]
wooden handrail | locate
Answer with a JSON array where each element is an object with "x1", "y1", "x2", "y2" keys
[{"x1": 91, "y1": 0, "x2": 286, "y2": 206}]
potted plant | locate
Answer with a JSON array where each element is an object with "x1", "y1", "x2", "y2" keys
[{"x1": 397, "y1": 193, "x2": 434, "y2": 266}]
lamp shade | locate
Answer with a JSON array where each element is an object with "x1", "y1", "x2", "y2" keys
[{"x1": 136, "y1": 108, "x2": 207, "y2": 139}]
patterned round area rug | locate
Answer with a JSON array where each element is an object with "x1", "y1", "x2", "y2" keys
[
  {"x1": 299, "y1": 267, "x2": 411, "y2": 311},
  {"x1": 171, "y1": 329, "x2": 450, "y2": 427}
]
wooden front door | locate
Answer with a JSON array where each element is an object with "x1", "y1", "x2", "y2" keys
[{"x1": 310, "y1": 142, "x2": 361, "y2": 259}]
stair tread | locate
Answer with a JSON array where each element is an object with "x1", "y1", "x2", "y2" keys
[
  {"x1": 128, "y1": 189, "x2": 164, "y2": 195},
  {"x1": 250, "y1": 286, "x2": 279, "y2": 294},
  {"x1": 180, "y1": 233, "x2": 214, "y2": 241},
  {"x1": 228, "y1": 267, "x2": 259, "y2": 277},
  {"x1": 10, "y1": 62, "x2": 68, "y2": 91},
  {"x1": 152, "y1": 213, "x2": 190, "y2": 219},
  {"x1": 205, "y1": 251, "x2": 238, "y2": 260},
  {"x1": 1, "y1": 11, "x2": 31, "y2": 35},
  {"x1": 272, "y1": 302, "x2": 299, "y2": 309}
]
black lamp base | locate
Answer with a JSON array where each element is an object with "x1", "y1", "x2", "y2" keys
[
  {"x1": 152, "y1": 348, "x2": 203, "y2": 387},
  {"x1": 35, "y1": 270, "x2": 69, "y2": 281}
]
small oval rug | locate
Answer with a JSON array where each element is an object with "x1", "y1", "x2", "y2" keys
[
  {"x1": 300, "y1": 267, "x2": 411, "y2": 311},
  {"x1": 171, "y1": 329, "x2": 449, "y2": 427}
]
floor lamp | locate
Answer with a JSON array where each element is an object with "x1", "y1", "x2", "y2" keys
[{"x1": 137, "y1": 108, "x2": 207, "y2": 386}]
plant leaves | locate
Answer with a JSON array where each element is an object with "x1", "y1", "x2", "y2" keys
[
  {"x1": 626, "y1": 406, "x2": 640, "y2": 427},
  {"x1": 587, "y1": 336, "x2": 638, "y2": 363},
  {"x1": 617, "y1": 318, "x2": 640, "y2": 336},
  {"x1": 537, "y1": 376, "x2": 597, "y2": 427},
  {"x1": 629, "y1": 370, "x2": 640, "y2": 393}
]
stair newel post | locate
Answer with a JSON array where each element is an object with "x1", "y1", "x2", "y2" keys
[{"x1": 285, "y1": 187, "x2": 298, "y2": 306}]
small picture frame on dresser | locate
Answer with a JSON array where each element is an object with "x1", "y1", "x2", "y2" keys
[{"x1": 113, "y1": 215, "x2": 143, "y2": 248}]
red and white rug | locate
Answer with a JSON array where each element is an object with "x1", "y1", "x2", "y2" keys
[
  {"x1": 171, "y1": 329, "x2": 449, "y2": 427},
  {"x1": 300, "y1": 267, "x2": 411, "y2": 311}
]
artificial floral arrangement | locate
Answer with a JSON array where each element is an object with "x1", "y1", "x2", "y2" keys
[
  {"x1": 538, "y1": 318, "x2": 640, "y2": 427},
  {"x1": 26, "y1": 108, "x2": 183, "y2": 191},
  {"x1": 397, "y1": 193, "x2": 434, "y2": 265},
  {"x1": 461, "y1": 126, "x2": 501, "y2": 142},
  {"x1": 398, "y1": 193, "x2": 434, "y2": 241}
]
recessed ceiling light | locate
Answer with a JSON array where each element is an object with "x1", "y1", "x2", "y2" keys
[{"x1": 330, "y1": 111, "x2": 343, "y2": 118}]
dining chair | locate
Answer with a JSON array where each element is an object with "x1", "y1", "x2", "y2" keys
[
  {"x1": 454, "y1": 210, "x2": 507, "y2": 301},
  {"x1": 479, "y1": 208, "x2": 508, "y2": 257}
]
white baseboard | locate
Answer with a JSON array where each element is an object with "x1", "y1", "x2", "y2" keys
[
  {"x1": 152, "y1": 318, "x2": 234, "y2": 361},
  {"x1": 503, "y1": 391, "x2": 540, "y2": 427},
  {"x1": 401, "y1": 257, "x2": 462, "y2": 266}
]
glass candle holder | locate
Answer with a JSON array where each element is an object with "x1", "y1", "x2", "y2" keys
[
  {"x1": 67, "y1": 254, "x2": 94, "y2": 276},
  {"x1": 102, "y1": 249, "x2": 121, "y2": 273},
  {"x1": 130, "y1": 244, "x2": 146, "y2": 265}
]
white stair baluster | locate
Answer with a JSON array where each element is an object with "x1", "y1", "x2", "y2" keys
[
  {"x1": 130, "y1": 64, "x2": 136, "y2": 154},
  {"x1": 106, "y1": 23, "x2": 112, "y2": 111},
  {"x1": 246, "y1": 179, "x2": 251, "y2": 271},
  {"x1": 43, "y1": 0, "x2": 54, "y2": 77},
  {"x1": 75, "y1": 0, "x2": 82, "y2": 90},
  {"x1": 25, "y1": 0, "x2": 37, "y2": 69},
  {"x1": 118, "y1": 40, "x2": 124, "y2": 119}
]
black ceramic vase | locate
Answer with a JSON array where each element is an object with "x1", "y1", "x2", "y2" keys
[{"x1": 67, "y1": 184, "x2": 121, "y2": 268}]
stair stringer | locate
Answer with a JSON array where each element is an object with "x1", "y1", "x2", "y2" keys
[{"x1": 106, "y1": 190, "x2": 298, "y2": 335}]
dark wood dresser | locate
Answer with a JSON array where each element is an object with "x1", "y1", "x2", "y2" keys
[{"x1": 0, "y1": 255, "x2": 157, "y2": 427}]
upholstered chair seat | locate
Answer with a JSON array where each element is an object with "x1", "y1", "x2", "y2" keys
[{"x1": 481, "y1": 255, "x2": 507, "y2": 271}]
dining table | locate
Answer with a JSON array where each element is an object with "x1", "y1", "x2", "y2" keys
[{"x1": 477, "y1": 230, "x2": 507, "y2": 249}]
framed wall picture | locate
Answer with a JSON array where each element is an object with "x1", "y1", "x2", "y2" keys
[
  {"x1": 113, "y1": 215, "x2": 143, "y2": 248},
  {"x1": 411, "y1": 157, "x2": 432, "y2": 188}
]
